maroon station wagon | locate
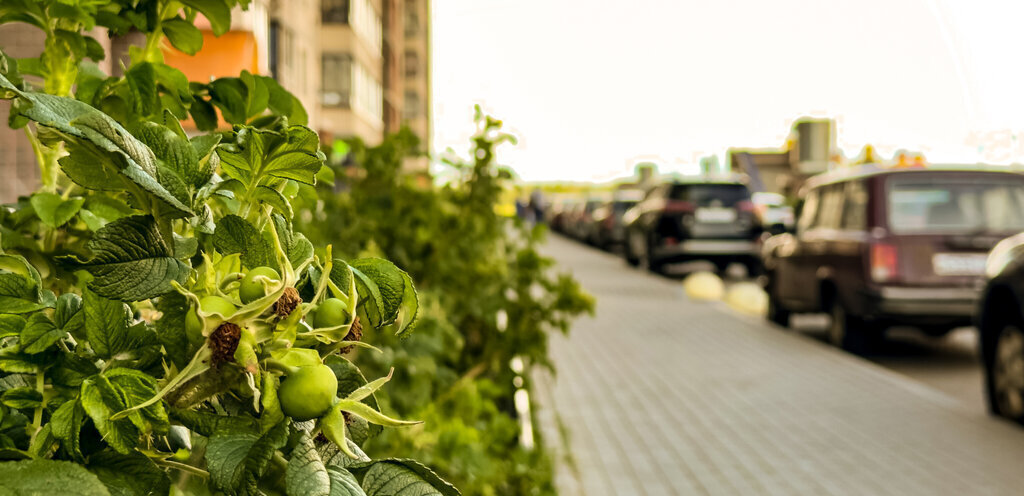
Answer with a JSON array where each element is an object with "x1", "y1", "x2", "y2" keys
[{"x1": 762, "y1": 165, "x2": 1024, "y2": 353}]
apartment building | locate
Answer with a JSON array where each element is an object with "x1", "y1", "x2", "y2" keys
[{"x1": 0, "y1": 0, "x2": 431, "y2": 201}]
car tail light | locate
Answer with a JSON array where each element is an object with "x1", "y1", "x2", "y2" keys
[
  {"x1": 664, "y1": 201, "x2": 695, "y2": 213},
  {"x1": 870, "y1": 242, "x2": 899, "y2": 282},
  {"x1": 737, "y1": 200, "x2": 755, "y2": 212}
]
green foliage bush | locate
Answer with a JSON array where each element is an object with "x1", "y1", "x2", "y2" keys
[
  {"x1": 296, "y1": 110, "x2": 594, "y2": 495},
  {"x1": 0, "y1": 2, "x2": 459, "y2": 494}
]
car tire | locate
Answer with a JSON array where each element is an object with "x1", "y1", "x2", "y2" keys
[
  {"x1": 643, "y1": 236, "x2": 663, "y2": 274},
  {"x1": 828, "y1": 298, "x2": 871, "y2": 354},
  {"x1": 624, "y1": 230, "x2": 641, "y2": 267},
  {"x1": 985, "y1": 322, "x2": 1024, "y2": 423},
  {"x1": 766, "y1": 277, "x2": 791, "y2": 328}
]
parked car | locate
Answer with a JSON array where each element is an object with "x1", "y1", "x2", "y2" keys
[
  {"x1": 763, "y1": 164, "x2": 1024, "y2": 353},
  {"x1": 752, "y1": 191, "x2": 795, "y2": 235},
  {"x1": 591, "y1": 190, "x2": 644, "y2": 249},
  {"x1": 976, "y1": 232, "x2": 1024, "y2": 423},
  {"x1": 623, "y1": 175, "x2": 762, "y2": 274},
  {"x1": 549, "y1": 198, "x2": 579, "y2": 234},
  {"x1": 567, "y1": 196, "x2": 607, "y2": 241}
]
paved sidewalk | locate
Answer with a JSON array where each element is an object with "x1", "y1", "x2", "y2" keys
[{"x1": 533, "y1": 235, "x2": 1024, "y2": 496}]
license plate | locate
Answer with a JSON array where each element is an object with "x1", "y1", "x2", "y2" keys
[
  {"x1": 932, "y1": 253, "x2": 987, "y2": 276},
  {"x1": 695, "y1": 207, "x2": 736, "y2": 223}
]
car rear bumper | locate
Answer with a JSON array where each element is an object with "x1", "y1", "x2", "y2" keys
[
  {"x1": 870, "y1": 286, "x2": 980, "y2": 318},
  {"x1": 653, "y1": 239, "x2": 759, "y2": 259}
]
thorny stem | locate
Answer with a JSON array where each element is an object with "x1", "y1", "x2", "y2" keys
[{"x1": 155, "y1": 458, "x2": 210, "y2": 478}]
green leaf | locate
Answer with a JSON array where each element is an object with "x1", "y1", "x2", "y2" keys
[
  {"x1": 82, "y1": 287, "x2": 131, "y2": 359},
  {"x1": 0, "y1": 273, "x2": 48, "y2": 314},
  {"x1": 287, "y1": 432, "x2": 367, "y2": 496},
  {"x1": 241, "y1": 71, "x2": 269, "y2": 118},
  {"x1": 189, "y1": 97, "x2": 218, "y2": 132},
  {"x1": 170, "y1": 408, "x2": 258, "y2": 438},
  {"x1": 391, "y1": 271, "x2": 418, "y2": 336},
  {"x1": 264, "y1": 77, "x2": 309, "y2": 126},
  {"x1": 135, "y1": 121, "x2": 202, "y2": 191},
  {"x1": 30, "y1": 192, "x2": 85, "y2": 227},
  {"x1": 213, "y1": 214, "x2": 273, "y2": 269},
  {"x1": 50, "y1": 399, "x2": 86, "y2": 461},
  {"x1": 88, "y1": 449, "x2": 171, "y2": 496},
  {"x1": 324, "y1": 356, "x2": 380, "y2": 440},
  {"x1": 286, "y1": 432, "x2": 330, "y2": 496},
  {"x1": 1, "y1": 387, "x2": 41, "y2": 409},
  {"x1": 19, "y1": 312, "x2": 65, "y2": 354},
  {"x1": 105, "y1": 368, "x2": 169, "y2": 435},
  {"x1": 0, "y1": 459, "x2": 110, "y2": 496},
  {"x1": 80, "y1": 377, "x2": 139, "y2": 454},
  {"x1": 162, "y1": 17, "x2": 204, "y2": 55},
  {"x1": 209, "y1": 77, "x2": 248, "y2": 124},
  {"x1": 181, "y1": 0, "x2": 232, "y2": 36},
  {"x1": 125, "y1": 63, "x2": 158, "y2": 117},
  {"x1": 218, "y1": 126, "x2": 324, "y2": 189},
  {"x1": 273, "y1": 214, "x2": 312, "y2": 268},
  {"x1": 0, "y1": 314, "x2": 26, "y2": 339},
  {"x1": 254, "y1": 185, "x2": 293, "y2": 219},
  {"x1": 54, "y1": 292, "x2": 83, "y2": 331},
  {"x1": 0, "y1": 346, "x2": 47, "y2": 373},
  {"x1": 349, "y1": 259, "x2": 408, "y2": 329},
  {"x1": 206, "y1": 420, "x2": 289, "y2": 495},
  {"x1": 71, "y1": 215, "x2": 189, "y2": 301},
  {"x1": 155, "y1": 292, "x2": 189, "y2": 369},
  {"x1": 0, "y1": 73, "x2": 192, "y2": 217},
  {"x1": 357, "y1": 460, "x2": 461, "y2": 496}
]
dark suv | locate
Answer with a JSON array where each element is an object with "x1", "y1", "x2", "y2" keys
[
  {"x1": 763, "y1": 165, "x2": 1024, "y2": 353},
  {"x1": 623, "y1": 177, "x2": 761, "y2": 274}
]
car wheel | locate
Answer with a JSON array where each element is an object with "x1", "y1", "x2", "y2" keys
[
  {"x1": 624, "y1": 230, "x2": 641, "y2": 266},
  {"x1": 766, "y1": 277, "x2": 790, "y2": 328},
  {"x1": 988, "y1": 323, "x2": 1024, "y2": 423},
  {"x1": 828, "y1": 298, "x2": 870, "y2": 354},
  {"x1": 642, "y1": 235, "x2": 663, "y2": 274}
]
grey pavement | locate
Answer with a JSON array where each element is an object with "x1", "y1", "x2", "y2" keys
[{"x1": 533, "y1": 235, "x2": 1024, "y2": 496}]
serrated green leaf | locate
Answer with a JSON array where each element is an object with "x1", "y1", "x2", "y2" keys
[
  {"x1": 80, "y1": 377, "x2": 139, "y2": 454},
  {"x1": 82, "y1": 287, "x2": 130, "y2": 359},
  {"x1": 154, "y1": 292, "x2": 189, "y2": 369},
  {"x1": 0, "y1": 346, "x2": 46, "y2": 373},
  {"x1": 135, "y1": 120, "x2": 202, "y2": 190},
  {"x1": 218, "y1": 126, "x2": 324, "y2": 189},
  {"x1": 209, "y1": 77, "x2": 248, "y2": 124},
  {"x1": 0, "y1": 459, "x2": 110, "y2": 495},
  {"x1": 264, "y1": 77, "x2": 308, "y2": 126},
  {"x1": 357, "y1": 460, "x2": 461, "y2": 496},
  {"x1": 54, "y1": 292, "x2": 82, "y2": 330},
  {"x1": 162, "y1": 17, "x2": 204, "y2": 55},
  {"x1": 170, "y1": 408, "x2": 259, "y2": 438},
  {"x1": 1, "y1": 387, "x2": 41, "y2": 409},
  {"x1": 206, "y1": 420, "x2": 289, "y2": 495},
  {"x1": 88, "y1": 449, "x2": 171, "y2": 496},
  {"x1": 254, "y1": 185, "x2": 292, "y2": 219},
  {"x1": 19, "y1": 312, "x2": 64, "y2": 354},
  {"x1": 30, "y1": 192, "x2": 85, "y2": 227},
  {"x1": 50, "y1": 399, "x2": 86, "y2": 461},
  {"x1": 0, "y1": 273, "x2": 48, "y2": 314},
  {"x1": 213, "y1": 214, "x2": 273, "y2": 269},
  {"x1": 349, "y1": 259, "x2": 407, "y2": 329},
  {"x1": 286, "y1": 432, "x2": 330, "y2": 496},
  {"x1": 0, "y1": 73, "x2": 192, "y2": 217},
  {"x1": 105, "y1": 368, "x2": 168, "y2": 435},
  {"x1": 125, "y1": 62, "x2": 158, "y2": 117},
  {"x1": 72, "y1": 215, "x2": 189, "y2": 301},
  {"x1": 0, "y1": 314, "x2": 26, "y2": 339}
]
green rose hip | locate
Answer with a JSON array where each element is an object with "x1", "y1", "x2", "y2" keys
[
  {"x1": 278, "y1": 364, "x2": 338, "y2": 420},
  {"x1": 239, "y1": 266, "x2": 281, "y2": 304},
  {"x1": 312, "y1": 298, "x2": 348, "y2": 328},
  {"x1": 185, "y1": 295, "x2": 237, "y2": 342}
]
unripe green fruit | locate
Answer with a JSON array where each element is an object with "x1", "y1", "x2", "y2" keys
[
  {"x1": 312, "y1": 298, "x2": 348, "y2": 328},
  {"x1": 239, "y1": 266, "x2": 281, "y2": 304},
  {"x1": 185, "y1": 295, "x2": 237, "y2": 342},
  {"x1": 278, "y1": 364, "x2": 338, "y2": 420},
  {"x1": 283, "y1": 180, "x2": 299, "y2": 197}
]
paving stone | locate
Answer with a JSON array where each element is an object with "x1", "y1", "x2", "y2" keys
[{"x1": 533, "y1": 235, "x2": 1024, "y2": 496}]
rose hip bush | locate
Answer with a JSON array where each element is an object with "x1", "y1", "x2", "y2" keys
[{"x1": 0, "y1": 1, "x2": 457, "y2": 495}]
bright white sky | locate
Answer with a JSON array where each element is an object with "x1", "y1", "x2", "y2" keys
[{"x1": 431, "y1": 0, "x2": 1024, "y2": 182}]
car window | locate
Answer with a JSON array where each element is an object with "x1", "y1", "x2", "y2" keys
[
  {"x1": 841, "y1": 180, "x2": 868, "y2": 230},
  {"x1": 887, "y1": 175, "x2": 1024, "y2": 234},
  {"x1": 796, "y1": 189, "x2": 820, "y2": 233},
  {"x1": 669, "y1": 183, "x2": 750, "y2": 207},
  {"x1": 815, "y1": 184, "x2": 844, "y2": 229}
]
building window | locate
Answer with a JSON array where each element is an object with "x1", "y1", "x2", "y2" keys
[
  {"x1": 321, "y1": 54, "x2": 352, "y2": 107},
  {"x1": 323, "y1": 0, "x2": 349, "y2": 24},
  {"x1": 350, "y1": 0, "x2": 382, "y2": 56},
  {"x1": 269, "y1": 21, "x2": 280, "y2": 79},
  {"x1": 353, "y1": 63, "x2": 382, "y2": 123},
  {"x1": 403, "y1": 90, "x2": 419, "y2": 120},
  {"x1": 404, "y1": 0, "x2": 418, "y2": 38},
  {"x1": 404, "y1": 51, "x2": 419, "y2": 79}
]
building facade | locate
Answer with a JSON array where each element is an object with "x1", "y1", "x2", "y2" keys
[{"x1": 0, "y1": 0, "x2": 431, "y2": 202}]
